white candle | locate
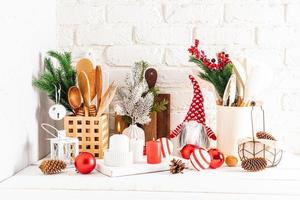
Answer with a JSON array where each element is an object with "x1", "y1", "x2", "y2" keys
[
  {"x1": 130, "y1": 139, "x2": 144, "y2": 163},
  {"x1": 109, "y1": 134, "x2": 130, "y2": 152}
]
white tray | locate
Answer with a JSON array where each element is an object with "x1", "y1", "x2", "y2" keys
[{"x1": 96, "y1": 156, "x2": 183, "y2": 177}]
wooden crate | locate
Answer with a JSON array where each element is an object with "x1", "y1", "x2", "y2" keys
[{"x1": 64, "y1": 114, "x2": 109, "y2": 159}]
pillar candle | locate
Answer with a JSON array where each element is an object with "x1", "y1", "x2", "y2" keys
[
  {"x1": 146, "y1": 139, "x2": 162, "y2": 164},
  {"x1": 130, "y1": 139, "x2": 144, "y2": 163}
]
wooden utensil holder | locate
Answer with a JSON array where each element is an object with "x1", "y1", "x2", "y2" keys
[{"x1": 64, "y1": 114, "x2": 109, "y2": 159}]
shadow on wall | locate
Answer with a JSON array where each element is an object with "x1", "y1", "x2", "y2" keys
[
  {"x1": 35, "y1": 53, "x2": 65, "y2": 160},
  {"x1": 35, "y1": 53, "x2": 52, "y2": 160}
]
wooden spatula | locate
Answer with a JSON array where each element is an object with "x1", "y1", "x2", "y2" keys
[
  {"x1": 89, "y1": 70, "x2": 96, "y2": 101},
  {"x1": 76, "y1": 58, "x2": 96, "y2": 101},
  {"x1": 95, "y1": 66, "x2": 103, "y2": 111},
  {"x1": 78, "y1": 71, "x2": 91, "y2": 116},
  {"x1": 97, "y1": 82, "x2": 117, "y2": 117}
]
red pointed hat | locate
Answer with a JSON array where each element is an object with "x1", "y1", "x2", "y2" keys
[{"x1": 170, "y1": 75, "x2": 217, "y2": 140}]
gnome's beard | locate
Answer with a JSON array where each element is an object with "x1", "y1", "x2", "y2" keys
[{"x1": 179, "y1": 121, "x2": 210, "y2": 149}]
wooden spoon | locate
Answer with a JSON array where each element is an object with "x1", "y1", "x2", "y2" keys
[
  {"x1": 78, "y1": 71, "x2": 91, "y2": 116},
  {"x1": 68, "y1": 86, "x2": 82, "y2": 113},
  {"x1": 76, "y1": 58, "x2": 96, "y2": 101},
  {"x1": 95, "y1": 66, "x2": 103, "y2": 111}
]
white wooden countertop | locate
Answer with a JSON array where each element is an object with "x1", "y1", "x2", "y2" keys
[{"x1": 1, "y1": 154, "x2": 300, "y2": 200}]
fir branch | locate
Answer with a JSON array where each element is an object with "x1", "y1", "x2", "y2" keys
[
  {"x1": 114, "y1": 61, "x2": 154, "y2": 125},
  {"x1": 32, "y1": 51, "x2": 76, "y2": 112}
]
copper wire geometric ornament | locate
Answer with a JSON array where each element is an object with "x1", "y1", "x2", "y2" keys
[{"x1": 238, "y1": 106, "x2": 283, "y2": 167}]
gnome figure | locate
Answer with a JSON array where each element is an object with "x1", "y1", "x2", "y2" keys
[
  {"x1": 170, "y1": 75, "x2": 217, "y2": 144},
  {"x1": 179, "y1": 121, "x2": 210, "y2": 149}
]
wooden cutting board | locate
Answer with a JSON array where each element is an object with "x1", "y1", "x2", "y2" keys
[
  {"x1": 144, "y1": 112, "x2": 157, "y2": 141},
  {"x1": 156, "y1": 94, "x2": 170, "y2": 138}
]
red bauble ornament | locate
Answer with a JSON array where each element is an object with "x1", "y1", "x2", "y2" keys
[
  {"x1": 208, "y1": 148, "x2": 224, "y2": 169},
  {"x1": 75, "y1": 152, "x2": 96, "y2": 174},
  {"x1": 180, "y1": 144, "x2": 198, "y2": 159}
]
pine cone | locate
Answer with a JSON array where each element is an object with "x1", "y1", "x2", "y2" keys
[
  {"x1": 169, "y1": 159, "x2": 186, "y2": 174},
  {"x1": 256, "y1": 131, "x2": 276, "y2": 141},
  {"x1": 241, "y1": 158, "x2": 267, "y2": 172},
  {"x1": 89, "y1": 105, "x2": 97, "y2": 117},
  {"x1": 39, "y1": 160, "x2": 66, "y2": 175}
]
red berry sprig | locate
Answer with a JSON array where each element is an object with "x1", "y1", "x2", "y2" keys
[{"x1": 188, "y1": 39, "x2": 231, "y2": 71}]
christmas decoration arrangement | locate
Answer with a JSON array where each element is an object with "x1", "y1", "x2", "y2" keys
[
  {"x1": 114, "y1": 61, "x2": 154, "y2": 144},
  {"x1": 97, "y1": 134, "x2": 178, "y2": 177},
  {"x1": 33, "y1": 62, "x2": 78, "y2": 165},
  {"x1": 33, "y1": 44, "x2": 283, "y2": 178},
  {"x1": 238, "y1": 106, "x2": 283, "y2": 169},
  {"x1": 73, "y1": 58, "x2": 117, "y2": 117},
  {"x1": 65, "y1": 58, "x2": 116, "y2": 159},
  {"x1": 188, "y1": 39, "x2": 272, "y2": 107},
  {"x1": 33, "y1": 51, "x2": 76, "y2": 112},
  {"x1": 117, "y1": 61, "x2": 168, "y2": 124},
  {"x1": 188, "y1": 39, "x2": 233, "y2": 105},
  {"x1": 114, "y1": 61, "x2": 169, "y2": 141},
  {"x1": 33, "y1": 51, "x2": 116, "y2": 162},
  {"x1": 186, "y1": 39, "x2": 281, "y2": 164}
]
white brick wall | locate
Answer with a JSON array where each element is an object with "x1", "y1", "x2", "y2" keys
[{"x1": 57, "y1": 0, "x2": 300, "y2": 149}]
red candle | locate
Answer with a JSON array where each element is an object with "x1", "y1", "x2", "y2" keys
[{"x1": 146, "y1": 138, "x2": 162, "y2": 164}]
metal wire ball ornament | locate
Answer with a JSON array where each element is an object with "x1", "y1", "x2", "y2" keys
[{"x1": 238, "y1": 106, "x2": 283, "y2": 168}]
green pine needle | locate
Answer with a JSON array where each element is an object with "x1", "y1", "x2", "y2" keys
[{"x1": 32, "y1": 51, "x2": 76, "y2": 112}]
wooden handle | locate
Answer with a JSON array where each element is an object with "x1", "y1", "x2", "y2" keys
[
  {"x1": 78, "y1": 71, "x2": 91, "y2": 109},
  {"x1": 95, "y1": 66, "x2": 103, "y2": 110},
  {"x1": 97, "y1": 84, "x2": 117, "y2": 117},
  {"x1": 145, "y1": 68, "x2": 157, "y2": 89}
]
